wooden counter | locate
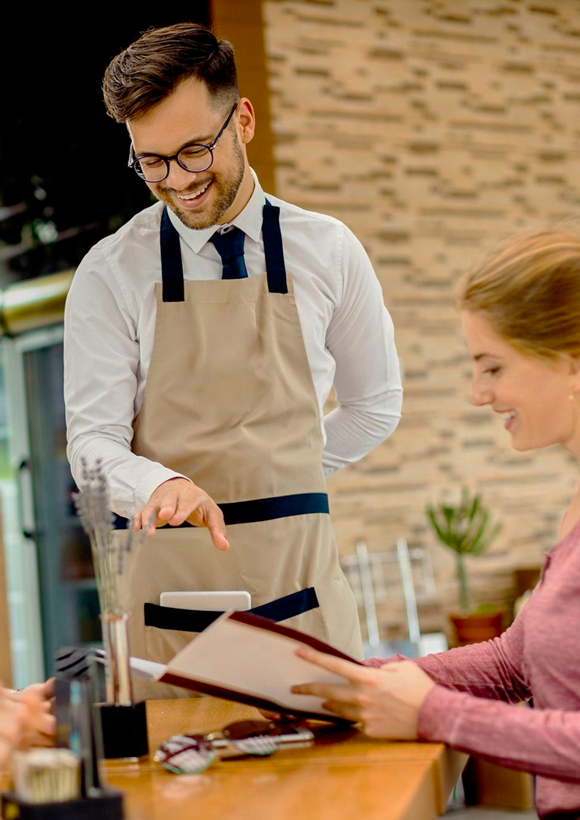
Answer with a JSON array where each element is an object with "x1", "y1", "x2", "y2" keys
[{"x1": 104, "y1": 698, "x2": 466, "y2": 820}]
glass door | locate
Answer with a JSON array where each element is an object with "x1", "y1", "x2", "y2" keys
[{"x1": 3, "y1": 326, "x2": 100, "y2": 683}]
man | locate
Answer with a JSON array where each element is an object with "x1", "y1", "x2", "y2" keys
[{"x1": 64, "y1": 23, "x2": 402, "y2": 696}]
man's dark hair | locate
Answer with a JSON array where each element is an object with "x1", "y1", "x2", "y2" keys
[{"x1": 103, "y1": 22, "x2": 238, "y2": 122}]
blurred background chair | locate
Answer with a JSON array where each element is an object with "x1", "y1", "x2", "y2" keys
[{"x1": 341, "y1": 538, "x2": 448, "y2": 660}]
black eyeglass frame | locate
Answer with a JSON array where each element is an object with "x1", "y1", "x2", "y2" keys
[{"x1": 128, "y1": 101, "x2": 238, "y2": 182}]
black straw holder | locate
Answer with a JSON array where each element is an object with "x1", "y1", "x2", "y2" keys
[
  {"x1": 1, "y1": 789, "x2": 124, "y2": 820},
  {"x1": 96, "y1": 700, "x2": 149, "y2": 759}
]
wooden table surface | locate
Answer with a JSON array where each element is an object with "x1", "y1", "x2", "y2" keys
[{"x1": 103, "y1": 698, "x2": 466, "y2": 820}]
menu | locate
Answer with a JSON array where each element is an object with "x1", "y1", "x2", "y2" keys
[{"x1": 129, "y1": 610, "x2": 363, "y2": 721}]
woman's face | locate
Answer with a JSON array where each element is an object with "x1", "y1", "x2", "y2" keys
[{"x1": 461, "y1": 311, "x2": 580, "y2": 455}]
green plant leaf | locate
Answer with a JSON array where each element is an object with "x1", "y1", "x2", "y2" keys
[{"x1": 425, "y1": 487, "x2": 502, "y2": 606}]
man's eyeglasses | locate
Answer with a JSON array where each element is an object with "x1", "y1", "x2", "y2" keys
[
  {"x1": 154, "y1": 719, "x2": 314, "y2": 774},
  {"x1": 128, "y1": 102, "x2": 238, "y2": 183}
]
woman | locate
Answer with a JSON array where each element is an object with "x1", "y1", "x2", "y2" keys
[
  {"x1": 0, "y1": 681, "x2": 55, "y2": 769},
  {"x1": 292, "y1": 230, "x2": 580, "y2": 820}
]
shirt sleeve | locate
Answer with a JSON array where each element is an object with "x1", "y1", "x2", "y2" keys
[
  {"x1": 368, "y1": 608, "x2": 580, "y2": 780},
  {"x1": 322, "y1": 226, "x2": 403, "y2": 475},
  {"x1": 64, "y1": 247, "x2": 191, "y2": 518},
  {"x1": 418, "y1": 685, "x2": 580, "y2": 782},
  {"x1": 365, "y1": 609, "x2": 531, "y2": 704}
]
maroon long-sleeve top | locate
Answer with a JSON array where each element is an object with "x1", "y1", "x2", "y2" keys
[{"x1": 367, "y1": 520, "x2": 580, "y2": 818}]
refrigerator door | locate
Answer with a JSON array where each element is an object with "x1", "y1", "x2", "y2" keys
[{"x1": 3, "y1": 326, "x2": 100, "y2": 684}]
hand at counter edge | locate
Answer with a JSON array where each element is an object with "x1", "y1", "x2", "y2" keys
[
  {"x1": 133, "y1": 477, "x2": 230, "y2": 551},
  {"x1": 1, "y1": 680, "x2": 56, "y2": 756}
]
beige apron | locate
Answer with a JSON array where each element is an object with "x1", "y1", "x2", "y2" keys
[{"x1": 122, "y1": 201, "x2": 362, "y2": 699}]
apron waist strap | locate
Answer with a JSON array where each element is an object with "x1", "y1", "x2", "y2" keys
[
  {"x1": 144, "y1": 587, "x2": 320, "y2": 632},
  {"x1": 220, "y1": 492, "x2": 329, "y2": 525},
  {"x1": 115, "y1": 492, "x2": 329, "y2": 529}
]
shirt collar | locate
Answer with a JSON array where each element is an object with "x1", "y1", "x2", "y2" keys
[{"x1": 166, "y1": 168, "x2": 265, "y2": 253}]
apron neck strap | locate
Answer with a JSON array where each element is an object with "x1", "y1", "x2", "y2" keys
[
  {"x1": 159, "y1": 200, "x2": 288, "y2": 301},
  {"x1": 262, "y1": 199, "x2": 288, "y2": 294},
  {"x1": 160, "y1": 207, "x2": 185, "y2": 302}
]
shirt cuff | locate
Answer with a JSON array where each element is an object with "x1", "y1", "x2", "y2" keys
[
  {"x1": 417, "y1": 685, "x2": 463, "y2": 743},
  {"x1": 133, "y1": 468, "x2": 194, "y2": 512}
]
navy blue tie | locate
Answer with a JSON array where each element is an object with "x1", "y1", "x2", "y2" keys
[{"x1": 209, "y1": 227, "x2": 248, "y2": 280}]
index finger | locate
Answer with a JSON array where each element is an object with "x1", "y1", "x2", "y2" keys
[
  {"x1": 295, "y1": 647, "x2": 368, "y2": 683},
  {"x1": 38, "y1": 678, "x2": 55, "y2": 701},
  {"x1": 138, "y1": 504, "x2": 162, "y2": 537},
  {"x1": 206, "y1": 505, "x2": 230, "y2": 552}
]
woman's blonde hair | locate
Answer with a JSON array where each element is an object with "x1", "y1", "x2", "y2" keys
[{"x1": 458, "y1": 229, "x2": 580, "y2": 360}]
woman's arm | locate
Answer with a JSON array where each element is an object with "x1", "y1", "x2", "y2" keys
[
  {"x1": 293, "y1": 647, "x2": 580, "y2": 783},
  {"x1": 365, "y1": 606, "x2": 530, "y2": 704},
  {"x1": 419, "y1": 684, "x2": 580, "y2": 782}
]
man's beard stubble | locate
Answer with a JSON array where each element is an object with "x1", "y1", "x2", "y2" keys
[{"x1": 157, "y1": 134, "x2": 246, "y2": 231}]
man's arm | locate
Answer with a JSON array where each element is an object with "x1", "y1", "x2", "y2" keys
[
  {"x1": 64, "y1": 247, "x2": 194, "y2": 518},
  {"x1": 323, "y1": 226, "x2": 402, "y2": 475}
]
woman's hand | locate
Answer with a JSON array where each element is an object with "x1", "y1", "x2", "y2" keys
[
  {"x1": 0, "y1": 694, "x2": 26, "y2": 768},
  {"x1": 3, "y1": 680, "x2": 56, "y2": 748},
  {"x1": 291, "y1": 648, "x2": 436, "y2": 740},
  {"x1": 19, "y1": 679, "x2": 55, "y2": 703}
]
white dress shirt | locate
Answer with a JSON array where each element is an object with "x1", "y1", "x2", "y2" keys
[{"x1": 64, "y1": 170, "x2": 402, "y2": 518}]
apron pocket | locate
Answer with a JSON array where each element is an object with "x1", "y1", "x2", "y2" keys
[
  {"x1": 143, "y1": 624, "x2": 201, "y2": 700},
  {"x1": 144, "y1": 603, "x2": 223, "y2": 633},
  {"x1": 143, "y1": 586, "x2": 328, "y2": 660},
  {"x1": 251, "y1": 587, "x2": 329, "y2": 643},
  {"x1": 274, "y1": 603, "x2": 328, "y2": 645},
  {"x1": 143, "y1": 604, "x2": 214, "y2": 698},
  {"x1": 251, "y1": 587, "x2": 321, "y2": 623},
  {"x1": 144, "y1": 587, "x2": 323, "y2": 633},
  {"x1": 142, "y1": 588, "x2": 330, "y2": 699}
]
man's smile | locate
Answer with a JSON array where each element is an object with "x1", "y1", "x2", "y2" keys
[{"x1": 170, "y1": 180, "x2": 214, "y2": 209}]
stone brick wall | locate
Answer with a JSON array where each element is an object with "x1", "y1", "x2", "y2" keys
[{"x1": 261, "y1": 0, "x2": 580, "y2": 636}]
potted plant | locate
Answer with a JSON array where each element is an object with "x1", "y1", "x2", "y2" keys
[{"x1": 426, "y1": 486, "x2": 503, "y2": 645}]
